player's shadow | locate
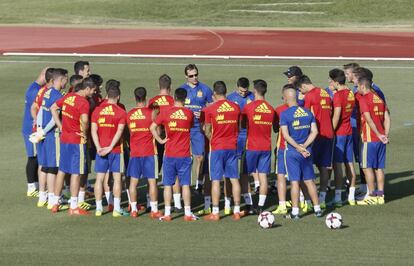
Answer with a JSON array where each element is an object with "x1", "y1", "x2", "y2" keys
[{"x1": 383, "y1": 170, "x2": 414, "y2": 203}]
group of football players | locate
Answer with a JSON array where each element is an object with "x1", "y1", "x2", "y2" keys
[{"x1": 21, "y1": 61, "x2": 390, "y2": 221}]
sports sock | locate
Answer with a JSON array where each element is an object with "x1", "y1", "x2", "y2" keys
[
  {"x1": 279, "y1": 201, "x2": 286, "y2": 208},
  {"x1": 319, "y1": 191, "x2": 326, "y2": 203},
  {"x1": 224, "y1": 197, "x2": 231, "y2": 210},
  {"x1": 47, "y1": 192, "x2": 54, "y2": 203},
  {"x1": 34, "y1": 182, "x2": 39, "y2": 190},
  {"x1": 254, "y1": 180, "x2": 260, "y2": 189},
  {"x1": 204, "y1": 196, "x2": 211, "y2": 210},
  {"x1": 165, "y1": 206, "x2": 171, "y2": 216},
  {"x1": 299, "y1": 190, "x2": 305, "y2": 203},
  {"x1": 184, "y1": 206, "x2": 191, "y2": 216},
  {"x1": 258, "y1": 194, "x2": 266, "y2": 207},
  {"x1": 348, "y1": 187, "x2": 356, "y2": 201},
  {"x1": 234, "y1": 205, "x2": 240, "y2": 214},
  {"x1": 243, "y1": 193, "x2": 253, "y2": 205},
  {"x1": 105, "y1": 191, "x2": 113, "y2": 205},
  {"x1": 96, "y1": 200, "x2": 103, "y2": 211},
  {"x1": 78, "y1": 191, "x2": 85, "y2": 203},
  {"x1": 39, "y1": 191, "x2": 47, "y2": 203},
  {"x1": 173, "y1": 193, "x2": 182, "y2": 209},
  {"x1": 114, "y1": 197, "x2": 121, "y2": 212},
  {"x1": 146, "y1": 193, "x2": 151, "y2": 208},
  {"x1": 131, "y1": 202, "x2": 137, "y2": 212},
  {"x1": 314, "y1": 205, "x2": 321, "y2": 212},
  {"x1": 212, "y1": 206, "x2": 219, "y2": 214},
  {"x1": 376, "y1": 190, "x2": 384, "y2": 197},
  {"x1": 27, "y1": 183, "x2": 36, "y2": 192},
  {"x1": 335, "y1": 190, "x2": 342, "y2": 202},
  {"x1": 150, "y1": 201, "x2": 158, "y2": 212},
  {"x1": 53, "y1": 195, "x2": 60, "y2": 206},
  {"x1": 126, "y1": 189, "x2": 131, "y2": 204},
  {"x1": 70, "y1": 197, "x2": 78, "y2": 209},
  {"x1": 195, "y1": 180, "x2": 203, "y2": 189},
  {"x1": 292, "y1": 207, "x2": 299, "y2": 216}
]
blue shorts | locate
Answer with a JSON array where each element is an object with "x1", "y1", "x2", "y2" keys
[
  {"x1": 127, "y1": 156, "x2": 157, "y2": 179},
  {"x1": 360, "y1": 142, "x2": 386, "y2": 169},
  {"x1": 209, "y1": 149, "x2": 239, "y2": 181},
  {"x1": 352, "y1": 126, "x2": 361, "y2": 163},
  {"x1": 312, "y1": 137, "x2": 334, "y2": 167},
  {"x1": 285, "y1": 149, "x2": 315, "y2": 182},
  {"x1": 23, "y1": 133, "x2": 37, "y2": 157},
  {"x1": 59, "y1": 143, "x2": 87, "y2": 175},
  {"x1": 246, "y1": 150, "x2": 271, "y2": 174},
  {"x1": 44, "y1": 131, "x2": 60, "y2": 168},
  {"x1": 237, "y1": 134, "x2": 248, "y2": 174},
  {"x1": 190, "y1": 129, "x2": 205, "y2": 156},
  {"x1": 95, "y1": 152, "x2": 124, "y2": 173},
  {"x1": 333, "y1": 135, "x2": 354, "y2": 163},
  {"x1": 275, "y1": 148, "x2": 286, "y2": 175},
  {"x1": 37, "y1": 141, "x2": 47, "y2": 166},
  {"x1": 162, "y1": 156, "x2": 192, "y2": 186}
]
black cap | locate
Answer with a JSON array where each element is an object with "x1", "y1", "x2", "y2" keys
[{"x1": 283, "y1": 66, "x2": 303, "y2": 78}]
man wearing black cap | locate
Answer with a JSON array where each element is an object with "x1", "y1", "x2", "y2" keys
[{"x1": 283, "y1": 66, "x2": 305, "y2": 106}]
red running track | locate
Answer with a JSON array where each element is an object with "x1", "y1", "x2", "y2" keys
[{"x1": 1, "y1": 26, "x2": 414, "y2": 57}]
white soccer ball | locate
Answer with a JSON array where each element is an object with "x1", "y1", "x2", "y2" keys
[
  {"x1": 257, "y1": 211, "x2": 275, "y2": 229},
  {"x1": 325, "y1": 212, "x2": 343, "y2": 229}
]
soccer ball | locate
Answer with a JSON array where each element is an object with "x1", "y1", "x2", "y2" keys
[
  {"x1": 325, "y1": 212, "x2": 343, "y2": 229},
  {"x1": 257, "y1": 211, "x2": 275, "y2": 229}
]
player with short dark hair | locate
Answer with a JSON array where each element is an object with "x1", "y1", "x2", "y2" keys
[
  {"x1": 49, "y1": 78, "x2": 97, "y2": 215},
  {"x1": 329, "y1": 68, "x2": 357, "y2": 206},
  {"x1": 91, "y1": 86, "x2": 128, "y2": 217},
  {"x1": 203, "y1": 81, "x2": 243, "y2": 221},
  {"x1": 283, "y1": 66, "x2": 305, "y2": 106},
  {"x1": 241, "y1": 79, "x2": 274, "y2": 213},
  {"x1": 68, "y1": 75, "x2": 83, "y2": 93},
  {"x1": 356, "y1": 77, "x2": 390, "y2": 205},
  {"x1": 150, "y1": 88, "x2": 199, "y2": 221},
  {"x1": 127, "y1": 87, "x2": 162, "y2": 219},
  {"x1": 279, "y1": 86, "x2": 322, "y2": 219},
  {"x1": 74, "y1": 61, "x2": 90, "y2": 78},
  {"x1": 181, "y1": 64, "x2": 213, "y2": 193},
  {"x1": 297, "y1": 75, "x2": 334, "y2": 209},
  {"x1": 226, "y1": 77, "x2": 255, "y2": 215}
]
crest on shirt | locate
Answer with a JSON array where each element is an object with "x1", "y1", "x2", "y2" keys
[
  {"x1": 253, "y1": 115, "x2": 261, "y2": 121},
  {"x1": 293, "y1": 107, "x2": 308, "y2": 118},
  {"x1": 170, "y1": 109, "x2": 188, "y2": 120},
  {"x1": 255, "y1": 103, "x2": 271, "y2": 113},
  {"x1": 129, "y1": 122, "x2": 136, "y2": 128},
  {"x1": 185, "y1": 98, "x2": 191, "y2": 105},
  {"x1": 217, "y1": 102, "x2": 235, "y2": 112},
  {"x1": 216, "y1": 114, "x2": 224, "y2": 121},
  {"x1": 98, "y1": 117, "x2": 105, "y2": 124},
  {"x1": 168, "y1": 121, "x2": 177, "y2": 127},
  {"x1": 292, "y1": 120, "x2": 300, "y2": 126},
  {"x1": 197, "y1": 90, "x2": 203, "y2": 98}
]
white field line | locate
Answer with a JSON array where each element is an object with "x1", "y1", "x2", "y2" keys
[
  {"x1": 3, "y1": 52, "x2": 414, "y2": 61},
  {"x1": 253, "y1": 2, "x2": 333, "y2": 6},
  {"x1": 1, "y1": 59, "x2": 414, "y2": 70},
  {"x1": 228, "y1": 9, "x2": 325, "y2": 14}
]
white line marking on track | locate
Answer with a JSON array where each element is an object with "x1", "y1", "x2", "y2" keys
[
  {"x1": 203, "y1": 29, "x2": 225, "y2": 55},
  {"x1": 229, "y1": 9, "x2": 325, "y2": 14},
  {"x1": 253, "y1": 2, "x2": 333, "y2": 6},
  {"x1": 1, "y1": 59, "x2": 414, "y2": 70},
  {"x1": 3, "y1": 52, "x2": 414, "y2": 61}
]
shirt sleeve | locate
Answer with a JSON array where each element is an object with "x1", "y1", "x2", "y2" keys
[
  {"x1": 204, "y1": 108, "x2": 211, "y2": 124},
  {"x1": 154, "y1": 111, "x2": 164, "y2": 125},
  {"x1": 304, "y1": 92, "x2": 312, "y2": 109},
  {"x1": 333, "y1": 93, "x2": 341, "y2": 108},
  {"x1": 79, "y1": 99, "x2": 90, "y2": 115},
  {"x1": 280, "y1": 111, "x2": 288, "y2": 126},
  {"x1": 359, "y1": 96, "x2": 370, "y2": 114},
  {"x1": 119, "y1": 110, "x2": 127, "y2": 124},
  {"x1": 274, "y1": 108, "x2": 280, "y2": 125},
  {"x1": 91, "y1": 109, "x2": 98, "y2": 124},
  {"x1": 206, "y1": 87, "x2": 213, "y2": 103},
  {"x1": 55, "y1": 96, "x2": 64, "y2": 108}
]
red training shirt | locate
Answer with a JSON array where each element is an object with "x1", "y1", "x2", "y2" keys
[
  {"x1": 127, "y1": 107, "x2": 156, "y2": 157},
  {"x1": 242, "y1": 100, "x2": 274, "y2": 151},
  {"x1": 91, "y1": 102, "x2": 127, "y2": 153},
  {"x1": 304, "y1": 87, "x2": 334, "y2": 138},
  {"x1": 154, "y1": 106, "x2": 193, "y2": 157},
  {"x1": 55, "y1": 92, "x2": 90, "y2": 144},
  {"x1": 275, "y1": 104, "x2": 289, "y2": 150},
  {"x1": 333, "y1": 88, "x2": 355, "y2": 136},
  {"x1": 359, "y1": 91, "x2": 387, "y2": 142},
  {"x1": 203, "y1": 99, "x2": 240, "y2": 151}
]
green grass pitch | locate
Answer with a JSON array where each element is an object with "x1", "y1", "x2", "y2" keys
[{"x1": 0, "y1": 56, "x2": 413, "y2": 264}]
